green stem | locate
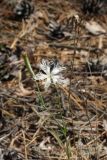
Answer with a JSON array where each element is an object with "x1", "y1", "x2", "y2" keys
[
  {"x1": 22, "y1": 52, "x2": 35, "y2": 78},
  {"x1": 22, "y1": 52, "x2": 46, "y2": 108}
]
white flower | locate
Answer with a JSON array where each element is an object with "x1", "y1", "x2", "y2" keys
[{"x1": 34, "y1": 59, "x2": 69, "y2": 90}]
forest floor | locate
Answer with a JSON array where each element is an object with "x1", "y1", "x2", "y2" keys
[{"x1": 1, "y1": 0, "x2": 107, "y2": 159}]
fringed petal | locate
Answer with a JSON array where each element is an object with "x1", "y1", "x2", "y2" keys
[{"x1": 34, "y1": 73, "x2": 47, "y2": 80}]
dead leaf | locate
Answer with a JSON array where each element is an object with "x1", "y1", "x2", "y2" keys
[{"x1": 16, "y1": 82, "x2": 34, "y2": 96}]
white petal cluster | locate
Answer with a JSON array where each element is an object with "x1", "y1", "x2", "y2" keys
[{"x1": 34, "y1": 59, "x2": 69, "y2": 90}]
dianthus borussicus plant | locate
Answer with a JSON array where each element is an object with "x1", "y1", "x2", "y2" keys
[
  {"x1": 22, "y1": 53, "x2": 71, "y2": 108},
  {"x1": 23, "y1": 53, "x2": 69, "y2": 91}
]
